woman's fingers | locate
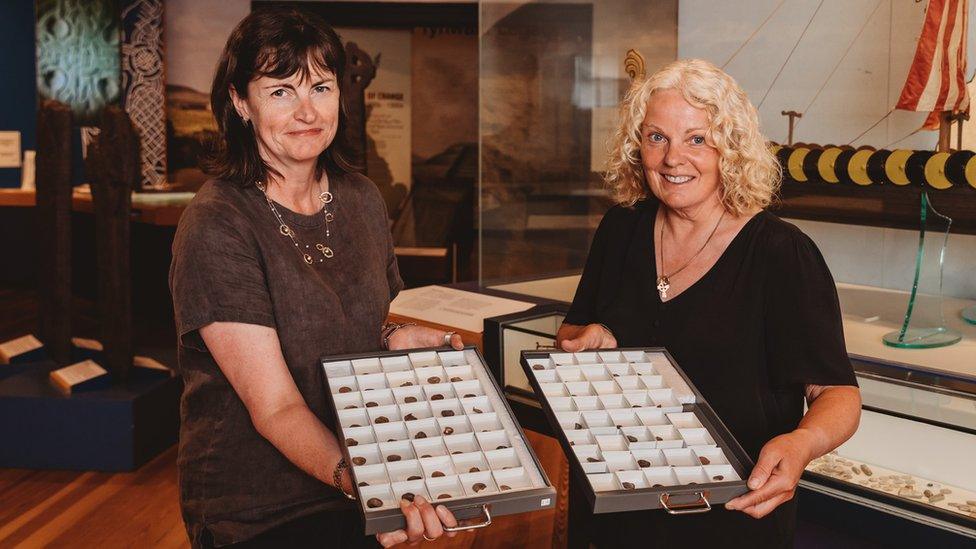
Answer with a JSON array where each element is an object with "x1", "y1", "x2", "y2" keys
[
  {"x1": 375, "y1": 529, "x2": 408, "y2": 547},
  {"x1": 436, "y1": 504, "x2": 459, "y2": 538},
  {"x1": 413, "y1": 495, "x2": 445, "y2": 540},
  {"x1": 400, "y1": 497, "x2": 426, "y2": 543},
  {"x1": 450, "y1": 333, "x2": 464, "y2": 350}
]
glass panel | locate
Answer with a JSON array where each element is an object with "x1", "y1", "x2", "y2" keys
[
  {"x1": 478, "y1": 0, "x2": 678, "y2": 283},
  {"x1": 856, "y1": 374, "x2": 976, "y2": 432},
  {"x1": 501, "y1": 327, "x2": 556, "y2": 393},
  {"x1": 507, "y1": 313, "x2": 566, "y2": 336}
]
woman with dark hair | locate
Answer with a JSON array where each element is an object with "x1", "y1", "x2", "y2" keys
[{"x1": 169, "y1": 9, "x2": 461, "y2": 548}]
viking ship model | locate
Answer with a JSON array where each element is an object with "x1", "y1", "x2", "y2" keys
[{"x1": 768, "y1": 0, "x2": 975, "y2": 344}]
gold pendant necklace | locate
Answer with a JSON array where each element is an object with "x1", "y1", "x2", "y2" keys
[
  {"x1": 656, "y1": 209, "x2": 726, "y2": 300},
  {"x1": 256, "y1": 180, "x2": 335, "y2": 265}
]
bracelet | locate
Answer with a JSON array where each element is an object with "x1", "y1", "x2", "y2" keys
[
  {"x1": 333, "y1": 457, "x2": 356, "y2": 500},
  {"x1": 381, "y1": 321, "x2": 416, "y2": 350}
]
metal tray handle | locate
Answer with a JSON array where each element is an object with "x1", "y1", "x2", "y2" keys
[
  {"x1": 444, "y1": 504, "x2": 492, "y2": 532},
  {"x1": 659, "y1": 492, "x2": 711, "y2": 515}
]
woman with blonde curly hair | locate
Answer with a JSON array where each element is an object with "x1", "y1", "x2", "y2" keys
[{"x1": 557, "y1": 59, "x2": 861, "y2": 547}]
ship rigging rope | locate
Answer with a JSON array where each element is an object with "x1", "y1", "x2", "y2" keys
[
  {"x1": 795, "y1": 0, "x2": 886, "y2": 130},
  {"x1": 757, "y1": 0, "x2": 826, "y2": 109},
  {"x1": 721, "y1": 0, "x2": 786, "y2": 69},
  {"x1": 846, "y1": 108, "x2": 895, "y2": 145}
]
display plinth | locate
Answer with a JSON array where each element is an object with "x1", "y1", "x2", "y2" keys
[
  {"x1": 0, "y1": 360, "x2": 180, "y2": 471},
  {"x1": 883, "y1": 193, "x2": 961, "y2": 349}
]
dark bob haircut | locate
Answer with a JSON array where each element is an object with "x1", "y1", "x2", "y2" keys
[{"x1": 207, "y1": 8, "x2": 357, "y2": 185}]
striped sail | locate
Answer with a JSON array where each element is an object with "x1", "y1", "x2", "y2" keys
[{"x1": 896, "y1": 0, "x2": 970, "y2": 129}]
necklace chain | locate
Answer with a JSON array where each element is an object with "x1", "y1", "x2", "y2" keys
[
  {"x1": 656, "y1": 209, "x2": 726, "y2": 300},
  {"x1": 255, "y1": 180, "x2": 335, "y2": 265}
]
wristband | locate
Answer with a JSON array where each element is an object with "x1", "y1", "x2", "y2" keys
[{"x1": 333, "y1": 457, "x2": 356, "y2": 500}]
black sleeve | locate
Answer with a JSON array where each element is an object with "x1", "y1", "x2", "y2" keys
[
  {"x1": 764, "y1": 229, "x2": 858, "y2": 389},
  {"x1": 564, "y1": 208, "x2": 615, "y2": 326}
]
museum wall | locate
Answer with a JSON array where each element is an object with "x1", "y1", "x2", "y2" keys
[{"x1": 0, "y1": 0, "x2": 37, "y2": 188}]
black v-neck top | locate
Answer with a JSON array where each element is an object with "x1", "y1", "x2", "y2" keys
[{"x1": 565, "y1": 199, "x2": 856, "y2": 547}]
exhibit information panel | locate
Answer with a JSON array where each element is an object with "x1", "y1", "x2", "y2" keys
[
  {"x1": 521, "y1": 348, "x2": 753, "y2": 514},
  {"x1": 321, "y1": 346, "x2": 555, "y2": 534}
]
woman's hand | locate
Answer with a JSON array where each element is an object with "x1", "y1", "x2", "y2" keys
[
  {"x1": 376, "y1": 496, "x2": 459, "y2": 547},
  {"x1": 556, "y1": 323, "x2": 617, "y2": 352},
  {"x1": 388, "y1": 325, "x2": 464, "y2": 351},
  {"x1": 724, "y1": 429, "x2": 816, "y2": 518}
]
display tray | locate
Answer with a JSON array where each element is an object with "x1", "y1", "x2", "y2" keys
[
  {"x1": 521, "y1": 348, "x2": 754, "y2": 514},
  {"x1": 321, "y1": 346, "x2": 556, "y2": 535}
]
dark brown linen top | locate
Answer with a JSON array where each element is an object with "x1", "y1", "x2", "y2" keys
[{"x1": 169, "y1": 171, "x2": 403, "y2": 547}]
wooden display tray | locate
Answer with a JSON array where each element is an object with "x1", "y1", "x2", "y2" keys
[
  {"x1": 521, "y1": 347, "x2": 754, "y2": 515},
  {"x1": 321, "y1": 345, "x2": 556, "y2": 535}
]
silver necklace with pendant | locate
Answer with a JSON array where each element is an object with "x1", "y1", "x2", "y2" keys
[
  {"x1": 656, "y1": 209, "x2": 726, "y2": 300},
  {"x1": 256, "y1": 179, "x2": 335, "y2": 265}
]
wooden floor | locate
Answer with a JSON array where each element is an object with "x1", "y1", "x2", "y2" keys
[
  {"x1": 0, "y1": 435, "x2": 569, "y2": 548},
  {"x1": 0, "y1": 287, "x2": 570, "y2": 548}
]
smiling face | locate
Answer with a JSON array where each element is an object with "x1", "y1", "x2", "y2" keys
[
  {"x1": 230, "y1": 63, "x2": 340, "y2": 174},
  {"x1": 640, "y1": 88, "x2": 722, "y2": 214}
]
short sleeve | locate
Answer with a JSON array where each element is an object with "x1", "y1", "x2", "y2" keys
[
  {"x1": 764, "y1": 229, "x2": 857, "y2": 389},
  {"x1": 564, "y1": 210, "x2": 613, "y2": 326},
  {"x1": 169, "y1": 202, "x2": 276, "y2": 352}
]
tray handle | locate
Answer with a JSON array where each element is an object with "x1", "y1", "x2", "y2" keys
[
  {"x1": 659, "y1": 492, "x2": 711, "y2": 515},
  {"x1": 444, "y1": 504, "x2": 492, "y2": 532}
]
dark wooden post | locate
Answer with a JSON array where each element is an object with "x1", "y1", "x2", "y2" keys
[
  {"x1": 86, "y1": 106, "x2": 139, "y2": 381},
  {"x1": 342, "y1": 42, "x2": 378, "y2": 172},
  {"x1": 35, "y1": 100, "x2": 74, "y2": 364}
]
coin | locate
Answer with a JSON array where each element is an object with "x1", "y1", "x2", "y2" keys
[
  {"x1": 632, "y1": 405, "x2": 641, "y2": 408},
  {"x1": 441, "y1": 410, "x2": 455, "y2": 417},
  {"x1": 574, "y1": 423, "x2": 583, "y2": 430},
  {"x1": 622, "y1": 482, "x2": 635, "y2": 490},
  {"x1": 432, "y1": 471, "x2": 445, "y2": 477},
  {"x1": 400, "y1": 382, "x2": 413, "y2": 387},
  {"x1": 365, "y1": 402, "x2": 378, "y2": 408},
  {"x1": 655, "y1": 436, "x2": 663, "y2": 441},
  {"x1": 350, "y1": 424, "x2": 361, "y2": 428},
  {"x1": 388, "y1": 455, "x2": 401, "y2": 462},
  {"x1": 532, "y1": 364, "x2": 544, "y2": 370},
  {"x1": 404, "y1": 413, "x2": 417, "y2": 421},
  {"x1": 367, "y1": 498, "x2": 383, "y2": 508},
  {"x1": 450, "y1": 376, "x2": 462, "y2": 382},
  {"x1": 473, "y1": 408, "x2": 483, "y2": 414},
  {"x1": 469, "y1": 467, "x2": 480, "y2": 473},
  {"x1": 415, "y1": 432, "x2": 427, "y2": 439},
  {"x1": 421, "y1": 454, "x2": 431, "y2": 458},
  {"x1": 408, "y1": 475, "x2": 422, "y2": 481},
  {"x1": 443, "y1": 427, "x2": 455, "y2": 435},
  {"x1": 375, "y1": 416, "x2": 389, "y2": 423},
  {"x1": 452, "y1": 451, "x2": 462, "y2": 455},
  {"x1": 500, "y1": 485, "x2": 511, "y2": 491},
  {"x1": 652, "y1": 484, "x2": 663, "y2": 488},
  {"x1": 345, "y1": 438, "x2": 358, "y2": 446},
  {"x1": 860, "y1": 464, "x2": 873, "y2": 476},
  {"x1": 427, "y1": 376, "x2": 441, "y2": 384},
  {"x1": 344, "y1": 405, "x2": 358, "y2": 409},
  {"x1": 473, "y1": 482, "x2": 487, "y2": 493},
  {"x1": 464, "y1": 393, "x2": 476, "y2": 398},
  {"x1": 637, "y1": 459, "x2": 651, "y2": 468},
  {"x1": 431, "y1": 394, "x2": 444, "y2": 401},
  {"x1": 713, "y1": 475, "x2": 724, "y2": 481},
  {"x1": 699, "y1": 456, "x2": 710, "y2": 465},
  {"x1": 587, "y1": 457, "x2": 600, "y2": 463},
  {"x1": 352, "y1": 456, "x2": 367, "y2": 466},
  {"x1": 401, "y1": 492, "x2": 415, "y2": 502},
  {"x1": 437, "y1": 494, "x2": 451, "y2": 500},
  {"x1": 626, "y1": 435, "x2": 638, "y2": 442},
  {"x1": 496, "y1": 445, "x2": 508, "y2": 450},
  {"x1": 339, "y1": 387, "x2": 352, "y2": 393},
  {"x1": 404, "y1": 396, "x2": 418, "y2": 404},
  {"x1": 358, "y1": 481, "x2": 369, "y2": 487}
]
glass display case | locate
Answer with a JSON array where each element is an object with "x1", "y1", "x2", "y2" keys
[{"x1": 802, "y1": 359, "x2": 976, "y2": 538}]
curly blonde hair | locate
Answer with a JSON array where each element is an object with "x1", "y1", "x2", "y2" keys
[{"x1": 605, "y1": 58, "x2": 781, "y2": 215}]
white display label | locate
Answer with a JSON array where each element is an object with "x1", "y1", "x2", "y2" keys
[{"x1": 0, "y1": 131, "x2": 22, "y2": 168}]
